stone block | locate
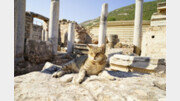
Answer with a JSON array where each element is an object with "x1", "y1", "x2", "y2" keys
[
  {"x1": 25, "y1": 39, "x2": 53, "y2": 64},
  {"x1": 109, "y1": 54, "x2": 166, "y2": 73}
]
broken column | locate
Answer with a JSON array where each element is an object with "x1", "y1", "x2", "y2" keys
[
  {"x1": 98, "y1": 3, "x2": 108, "y2": 49},
  {"x1": 133, "y1": 0, "x2": 144, "y2": 55},
  {"x1": 42, "y1": 21, "x2": 48, "y2": 41},
  {"x1": 67, "y1": 23, "x2": 75, "y2": 53},
  {"x1": 48, "y1": 0, "x2": 59, "y2": 55},
  {"x1": 15, "y1": 0, "x2": 26, "y2": 60}
]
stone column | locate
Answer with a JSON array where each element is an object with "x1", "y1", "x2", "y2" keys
[
  {"x1": 42, "y1": 29, "x2": 45, "y2": 41},
  {"x1": 133, "y1": 0, "x2": 144, "y2": 55},
  {"x1": 15, "y1": 0, "x2": 26, "y2": 60},
  {"x1": 98, "y1": 3, "x2": 108, "y2": 48},
  {"x1": 42, "y1": 21, "x2": 48, "y2": 41},
  {"x1": 67, "y1": 23, "x2": 75, "y2": 53},
  {"x1": 44, "y1": 21, "x2": 49, "y2": 41},
  {"x1": 48, "y1": 0, "x2": 59, "y2": 55}
]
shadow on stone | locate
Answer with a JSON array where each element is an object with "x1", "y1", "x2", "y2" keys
[
  {"x1": 41, "y1": 65, "x2": 61, "y2": 74},
  {"x1": 107, "y1": 70, "x2": 145, "y2": 78}
]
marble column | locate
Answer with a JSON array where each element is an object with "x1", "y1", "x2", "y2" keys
[
  {"x1": 15, "y1": 0, "x2": 26, "y2": 59},
  {"x1": 98, "y1": 3, "x2": 108, "y2": 49},
  {"x1": 48, "y1": 0, "x2": 59, "y2": 55},
  {"x1": 67, "y1": 23, "x2": 75, "y2": 53},
  {"x1": 133, "y1": 0, "x2": 144, "y2": 55}
]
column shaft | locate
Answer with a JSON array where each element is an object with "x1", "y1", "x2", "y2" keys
[
  {"x1": 15, "y1": 0, "x2": 26, "y2": 59},
  {"x1": 49, "y1": 0, "x2": 59, "y2": 55},
  {"x1": 133, "y1": 0, "x2": 144, "y2": 55},
  {"x1": 98, "y1": 3, "x2": 108, "y2": 48},
  {"x1": 67, "y1": 23, "x2": 75, "y2": 53}
]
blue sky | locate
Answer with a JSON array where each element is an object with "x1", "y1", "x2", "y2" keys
[{"x1": 26, "y1": 0, "x2": 155, "y2": 24}]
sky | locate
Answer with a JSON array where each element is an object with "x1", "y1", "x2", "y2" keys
[{"x1": 26, "y1": 0, "x2": 155, "y2": 24}]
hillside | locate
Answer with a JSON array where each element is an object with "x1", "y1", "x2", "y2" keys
[{"x1": 81, "y1": 0, "x2": 166, "y2": 27}]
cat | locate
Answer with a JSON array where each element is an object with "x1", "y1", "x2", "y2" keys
[{"x1": 52, "y1": 44, "x2": 107, "y2": 84}]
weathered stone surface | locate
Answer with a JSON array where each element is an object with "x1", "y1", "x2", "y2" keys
[
  {"x1": 25, "y1": 39, "x2": 53, "y2": 63},
  {"x1": 14, "y1": 71, "x2": 166, "y2": 101},
  {"x1": 141, "y1": 26, "x2": 166, "y2": 58}
]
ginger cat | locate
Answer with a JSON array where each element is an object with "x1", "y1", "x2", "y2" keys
[{"x1": 52, "y1": 44, "x2": 107, "y2": 84}]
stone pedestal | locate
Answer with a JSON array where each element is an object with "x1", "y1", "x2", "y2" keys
[
  {"x1": 48, "y1": 0, "x2": 59, "y2": 55},
  {"x1": 133, "y1": 0, "x2": 144, "y2": 55},
  {"x1": 67, "y1": 23, "x2": 75, "y2": 53},
  {"x1": 98, "y1": 3, "x2": 108, "y2": 48},
  {"x1": 15, "y1": 0, "x2": 26, "y2": 60}
]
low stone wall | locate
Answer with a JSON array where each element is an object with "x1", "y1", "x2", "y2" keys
[
  {"x1": 25, "y1": 39, "x2": 53, "y2": 64},
  {"x1": 89, "y1": 21, "x2": 150, "y2": 44}
]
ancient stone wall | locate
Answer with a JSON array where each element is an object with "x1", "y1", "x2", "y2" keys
[
  {"x1": 32, "y1": 25, "x2": 43, "y2": 40},
  {"x1": 60, "y1": 19, "x2": 91, "y2": 46},
  {"x1": 141, "y1": 2, "x2": 166, "y2": 59},
  {"x1": 89, "y1": 21, "x2": 150, "y2": 44},
  {"x1": 25, "y1": 12, "x2": 33, "y2": 39},
  {"x1": 141, "y1": 26, "x2": 166, "y2": 59},
  {"x1": 24, "y1": 39, "x2": 53, "y2": 64},
  {"x1": 25, "y1": 12, "x2": 48, "y2": 41}
]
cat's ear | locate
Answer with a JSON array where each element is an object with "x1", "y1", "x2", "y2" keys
[{"x1": 87, "y1": 44, "x2": 92, "y2": 50}]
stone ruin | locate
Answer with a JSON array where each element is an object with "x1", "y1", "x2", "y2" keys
[
  {"x1": 60, "y1": 19, "x2": 92, "y2": 46},
  {"x1": 14, "y1": 0, "x2": 166, "y2": 100}
]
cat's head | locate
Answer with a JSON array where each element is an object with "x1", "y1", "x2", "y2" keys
[{"x1": 87, "y1": 44, "x2": 105, "y2": 61}]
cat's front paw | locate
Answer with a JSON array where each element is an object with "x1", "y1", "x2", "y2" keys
[
  {"x1": 72, "y1": 76, "x2": 81, "y2": 84},
  {"x1": 52, "y1": 70, "x2": 64, "y2": 78}
]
